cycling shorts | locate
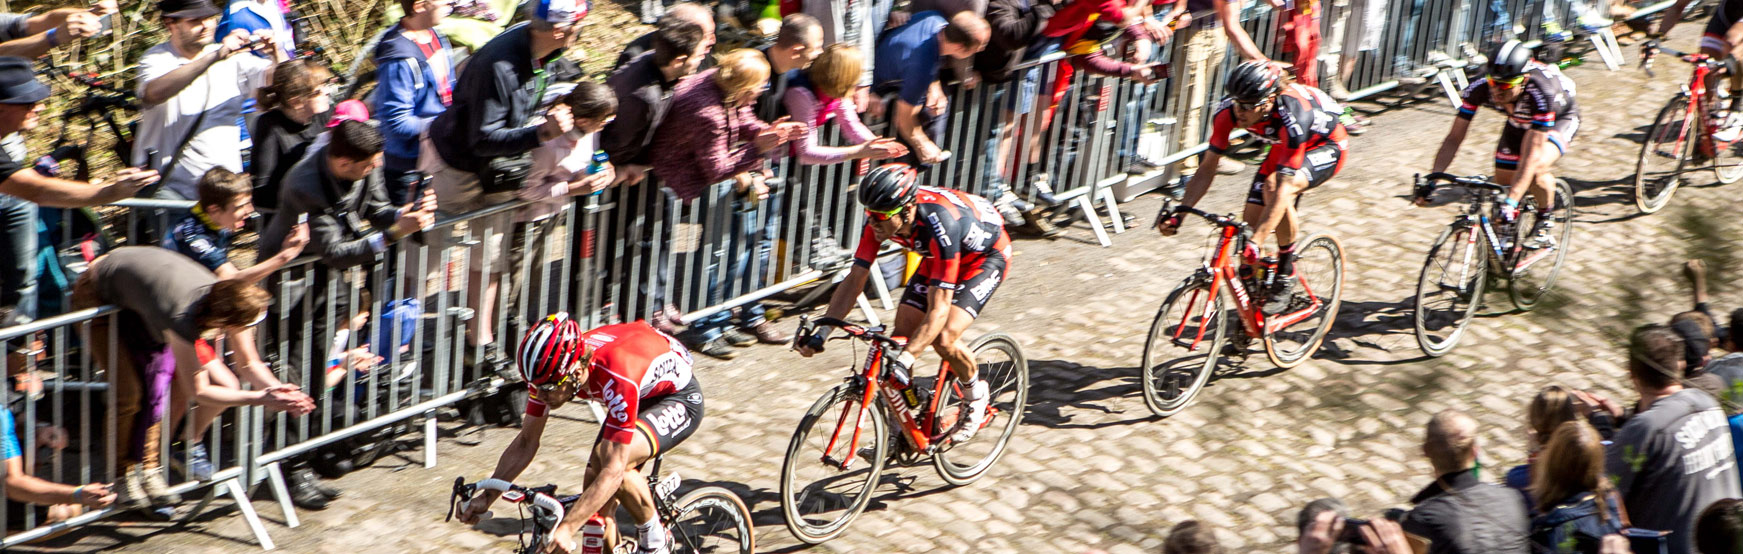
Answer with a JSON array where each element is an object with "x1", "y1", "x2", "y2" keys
[
  {"x1": 1247, "y1": 142, "x2": 1345, "y2": 206},
  {"x1": 1705, "y1": 2, "x2": 1743, "y2": 52},
  {"x1": 1495, "y1": 117, "x2": 1579, "y2": 170},
  {"x1": 624, "y1": 379, "x2": 704, "y2": 460},
  {"x1": 900, "y1": 253, "x2": 1009, "y2": 319}
]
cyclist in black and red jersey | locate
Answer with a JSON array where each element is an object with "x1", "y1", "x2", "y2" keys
[
  {"x1": 1156, "y1": 60, "x2": 1350, "y2": 315},
  {"x1": 796, "y1": 163, "x2": 1010, "y2": 443},
  {"x1": 456, "y1": 314, "x2": 703, "y2": 554},
  {"x1": 1429, "y1": 41, "x2": 1578, "y2": 249}
]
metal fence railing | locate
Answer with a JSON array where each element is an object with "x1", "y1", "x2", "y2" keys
[{"x1": 0, "y1": 0, "x2": 1663, "y2": 547}]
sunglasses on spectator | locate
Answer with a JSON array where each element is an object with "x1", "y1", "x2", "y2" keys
[{"x1": 1489, "y1": 75, "x2": 1526, "y2": 90}]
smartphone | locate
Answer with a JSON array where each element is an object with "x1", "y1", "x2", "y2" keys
[
  {"x1": 140, "y1": 148, "x2": 159, "y2": 171},
  {"x1": 1337, "y1": 518, "x2": 1370, "y2": 546},
  {"x1": 297, "y1": 213, "x2": 308, "y2": 226}
]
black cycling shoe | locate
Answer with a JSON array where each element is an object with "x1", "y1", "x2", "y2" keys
[
  {"x1": 288, "y1": 468, "x2": 332, "y2": 510},
  {"x1": 1261, "y1": 275, "x2": 1298, "y2": 316}
]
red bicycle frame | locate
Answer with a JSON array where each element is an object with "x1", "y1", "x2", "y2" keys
[
  {"x1": 1167, "y1": 207, "x2": 1326, "y2": 351},
  {"x1": 1646, "y1": 44, "x2": 1732, "y2": 157},
  {"x1": 806, "y1": 318, "x2": 997, "y2": 471}
]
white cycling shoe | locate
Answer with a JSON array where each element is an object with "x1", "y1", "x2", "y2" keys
[{"x1": 951, "y1": 379, "x2": 991, "y2": 444}]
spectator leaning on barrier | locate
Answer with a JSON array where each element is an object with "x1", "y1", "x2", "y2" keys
[
  {"x1": 134, "y1": 0, "x2": 285, "y2": 202},
  {"x1": 613, "y1": 2, "x2": 714, "y2": 74},
  {"x1": 374, "y1": 0, "x2": 456, "y2": 205},
  {"x1": 249, "y1": 60, "x2": 333, "y2": 213},
  {"x1": 1170, "y1": 0, "x2": 1268, "y2": 176},
  {"x1": 70, "y1": 247, "x2": 314, "y2": 511},
  {"x1": 164, "y1": 167, "x2": 306, "y2": 284},
  {"x1": 1528, "y1": 420, "x2": 1627, "y2": 553},
  {"x1": 1605, "y1": 324, "x2": 1742, "y2": 554},
  {"x1": 422, "y1": 0, "x2": 583, "y2": 360},
  {"x1": 0, "y1": 57, "x2": 159, "y2": 329},
  {"x1": 650, "y1": 49, "x2": 806, "y2": 359},
  {"x1": 872, "y1": 10, "x2": 990, "y2": 168},
  {"x1": 0, "y1": 406, "x2": 117, "y2": 528},
  {"x1": 782, "y1": 44, "x2": 908, "y2": 164},
  {"x1": 1402, "y1": 409, "x2": 1531, "y2": 554},
  {"x1": 262, "y1": 121, "x2": 436, "y2": 271},
  {"x1": 510, "y1": 81, "x2": 615, "y2": 318},
  {"x1": 755, "y1": 14, "x2": 824, "y2": 121},
  {"x1": 804, "y1": 0, "x2": 885, "y2": 107}
]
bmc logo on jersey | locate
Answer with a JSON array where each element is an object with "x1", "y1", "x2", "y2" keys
[
  {"x1": 963, "y1": 223, "x2": 993, "y2": 251},
  {"x1": 646, "y1": 403, "x2": 692, "y2": 436},
  {"x1": 970, "y1": 270, "x2": 1001, "y2": 302},
  {"x1": 600, "y1": 387, "x2": 630, "y2": 425}
]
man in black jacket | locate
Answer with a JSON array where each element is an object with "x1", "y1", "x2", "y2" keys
[{"x1": 1402, "y1": 409, "x2": 1530, "y2": 554}]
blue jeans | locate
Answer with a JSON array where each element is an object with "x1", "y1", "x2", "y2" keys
[
  {"x1": 689, "y1": 188, "x2": 780, "y2": 342},
  {"x1": 0, "y1": 195, "x2": 36, "y2": 324}
]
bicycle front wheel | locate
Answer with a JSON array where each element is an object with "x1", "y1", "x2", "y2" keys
[
  {"x1": 1140, "y1": 275, "x2": 1227, "y2": 418},
  {"x1": 1635, "y1": 94, "x2": 1692, "y2": 213},
  {"x1": 1413, "y1": 223, "x2": 1490, "y2": 357},
  {"x1": 1508, "y1": 179, "x2": 1575, "y2": 310},
  {"x1": 668, "y1": 486, "x2": 756, "y2": 554},
  {"x1": 1264, "y1": 234, "x2": 1344, "y2": 368},
  {"x1": 779, "y1": 383, "x2": 889, "y2": 544},
  {"x1": 932, "y1": 333, "x2": 1029, "y2": 486}
]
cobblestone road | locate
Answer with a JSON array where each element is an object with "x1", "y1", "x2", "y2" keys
[{"x1": 35, "y1": 27, "x2": 1743, "y2": 553}]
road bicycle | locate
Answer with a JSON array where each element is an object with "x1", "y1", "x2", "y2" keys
[
  {"x1": 779, "y1": 316, "x2": 1028, "y2": 544},
  {"x1": 447, "y1": 454, "x2": 754, "y2": 554},
  {"x1": 1634, "y1": 40, "x2": 1743, "y2": 213},
  {"x1": 1410, "y1": 172, "x2": 1574, "y2": 356},
  {"x1": 1139, "y1": 203, "x2": 1344, "y2": 418}
]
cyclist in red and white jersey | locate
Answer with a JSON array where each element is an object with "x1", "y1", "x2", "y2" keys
[
  {"x1": 457, "y1": 314, "x2": 703, "y2": 554},
  {"x1": 1157, "y1": 60, "x2": 1350, "y2": 315},
  {"x1": 797, "y1": 163, "x2": 1011, "y2": 443}
]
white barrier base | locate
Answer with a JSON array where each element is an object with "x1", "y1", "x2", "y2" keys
[{"x1": 264, "y1": 462, "x2": 300, "y2": 529}]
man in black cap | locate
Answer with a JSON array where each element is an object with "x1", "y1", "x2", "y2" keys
[
  {"x1": 133, "y1": 0, "x2": 284, "y2": 201},
  {"x1": 0, "y1": 55, "x2": 159, "y2": 327}
]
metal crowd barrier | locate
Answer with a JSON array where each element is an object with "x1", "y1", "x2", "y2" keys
[{"x1": 0, "y1": 0, "x2": 1654, "y2": 546}]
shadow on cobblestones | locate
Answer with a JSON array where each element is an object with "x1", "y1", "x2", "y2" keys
[{"x1": 1024, "y1": 359, "x2": 1158, "y2": 430}]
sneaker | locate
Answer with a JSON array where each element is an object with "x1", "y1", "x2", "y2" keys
[
  {"x1": 170, "y1": 442, "x2": 214, "y2": 482},
  {"x1": 995, "y1": 199, "x2": 1028, "y2": 226},
  {"x1": 743, "y1": 320, "x2": 790, "y2": 344},
  {"x1": 721, "y1": 328, "x2": 755, "y2": 347},
  {"x1": 637, "y1": 528, "x2": 673, "y2": 554},
  {"x1": 1125, "y1": 156, "x2": 1164, "y2": 175},
  {"x1": 1340, "y1": 108, "x2": 1368, "y2": 136},
  {"x1": 1011, "y1": 209, "x2": 1064, "y2": 238},
  {"x1": 1327, "y1": 81, "x2": 1353, "y2": 101},
  {"x1": 1526, "y1": 219, "x2": 1558, "y2": 250},
  {"x1": 1216, "y1": 157, "x2": 1246, "y2": 175},
  {"x1": 288, "y1": 468, "x2": 331, "y2": 511},
  {"x1": 695, "y1": 338, "x2": 737, "y2": 360},
  {"x1": 951, "y1": 380, "x2": 991, "y2": 443},
  {"x1": 1031, "y1": 174, "x2": 1061, "y2": 207},
  {"x1": 1715, "y1": 112, "x2": 1743, "y2": 143},
  {"x1": 1261, "y1": 275, "x2": 1298, "y2": 316},
  {"x1": 116, "y1": 464, "x2": 151, "y2": 510},
  {"x1": 140, "y1": 465, "x2": 181, "y2": 507}
]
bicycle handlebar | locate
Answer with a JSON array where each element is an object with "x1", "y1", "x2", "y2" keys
[
  {"x1": 797, "y1": 316, "x2": 902, "y2": 348},
  {"x1": 448, "y1": 477, "x2": 567, "y2": 525},
  {"x1": 1417, "y1": 172, "x2": 1508, "y2": 193},
  {"x1": 1640, "y1": 40, "x2": 1724, "y2": 75},
  {"x1": 1160, "y1": 201, "x2": 1247, "y2": 232}
]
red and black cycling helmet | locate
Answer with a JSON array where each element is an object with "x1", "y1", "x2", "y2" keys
[
  {"x1": 858, "y1": 163, "x2": 920, "y2": 214},
  {"x1": 517, "y1": 312, "x2": 586, "y2": 386},
  {"x1": 1225, "y1": 60, "x2": 1283, "y2": 103}
]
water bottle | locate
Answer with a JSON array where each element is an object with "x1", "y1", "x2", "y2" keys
[
  {"x1": 580, "y1": 514, "x2": 607, "y2": 554},
  {"x1": 586, "y1": 150, "x2": 609, "y2": 175}
]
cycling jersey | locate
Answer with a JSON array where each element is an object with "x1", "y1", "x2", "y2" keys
[
  {"x1": 1207, "y1": 83, "x2": 1351, "y2": 180},
  {"x1": 1457, "y1": 62, "x2": 1579, "y2": 132},
  {"x1": 524, "y1": 321, "x2": 699, "y2": 447},
  {"x1": 852, "y1": 186, "x2": 1013, "y2": 292},
  {"x1": 1706, "y1": 0, "x2": 1743, "y2": 52}
]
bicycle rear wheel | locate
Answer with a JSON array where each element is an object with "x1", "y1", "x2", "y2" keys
[
  {"x1": 668, "y1": 486, "x2": 756, "y2": 554},
  {"x1": 1634, "y1": 94, "x2": 1692, "y2": 213},
  {"x1": 779, "y1": 383, "x2": 889, "y2": 544},
  {"x1": 1264, "y1": 234, "x2": 1344, "y2": 368},
  {"x1": 1140, "y1": 275, "x2": 1227, "y2": 418},
  {"x1": 1413, "y1": 223, "x2": 1490, "y2": 357},
  {"x1": 1508, "y1": 179, "x2": 1575, "y2": 310},
  {"x1": 932, "y1": 333, "x2": 1029, "y2": 486}
]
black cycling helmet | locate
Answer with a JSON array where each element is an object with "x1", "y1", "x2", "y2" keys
[
  {"x1": 857, "y1": 163, "x2": 920, "y2": 213},
  {"x1": 1489, "y1": 40, "x2": 1535, "y2": 80},
  {"x1": 1225, "y1": 60, "x2": 1283, "y2": 103}
]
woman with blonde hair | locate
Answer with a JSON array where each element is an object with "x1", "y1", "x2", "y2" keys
[
  {"x1": 781, "y1": 44, "x2": 906, "y2": 164},
  {"x1": 1506, "y1": 384, "x2": 1615, "y2": 510},
  {"x1": 649, "y1": 48, "x2": 806, "y2": 358},
  {"x1": 1528, "y1": 420, "x2": 1625, "y2": 553}
]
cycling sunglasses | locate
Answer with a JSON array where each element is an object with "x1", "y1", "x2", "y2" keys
[
  {"x1": 1488, "y1": 74, "x2": 1527, "y2": 90},
  {"x1": 865, "y1": 206, "x2": 905, "y2": 221},
  {"x1": 1233, "y1": 97, "x2": 1272, "y2": 111}
]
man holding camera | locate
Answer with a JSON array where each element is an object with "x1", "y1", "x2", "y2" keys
[{"x1": 134, "y1": 0, "x2": 286, "y2": 201}]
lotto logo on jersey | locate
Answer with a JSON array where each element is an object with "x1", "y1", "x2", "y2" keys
[
  {"x1": 646, "y1": 402, "x2": 692, "y2": 436},
  {"x1": 600, "y1": 387, "x2": 630, "y2": 425}
]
